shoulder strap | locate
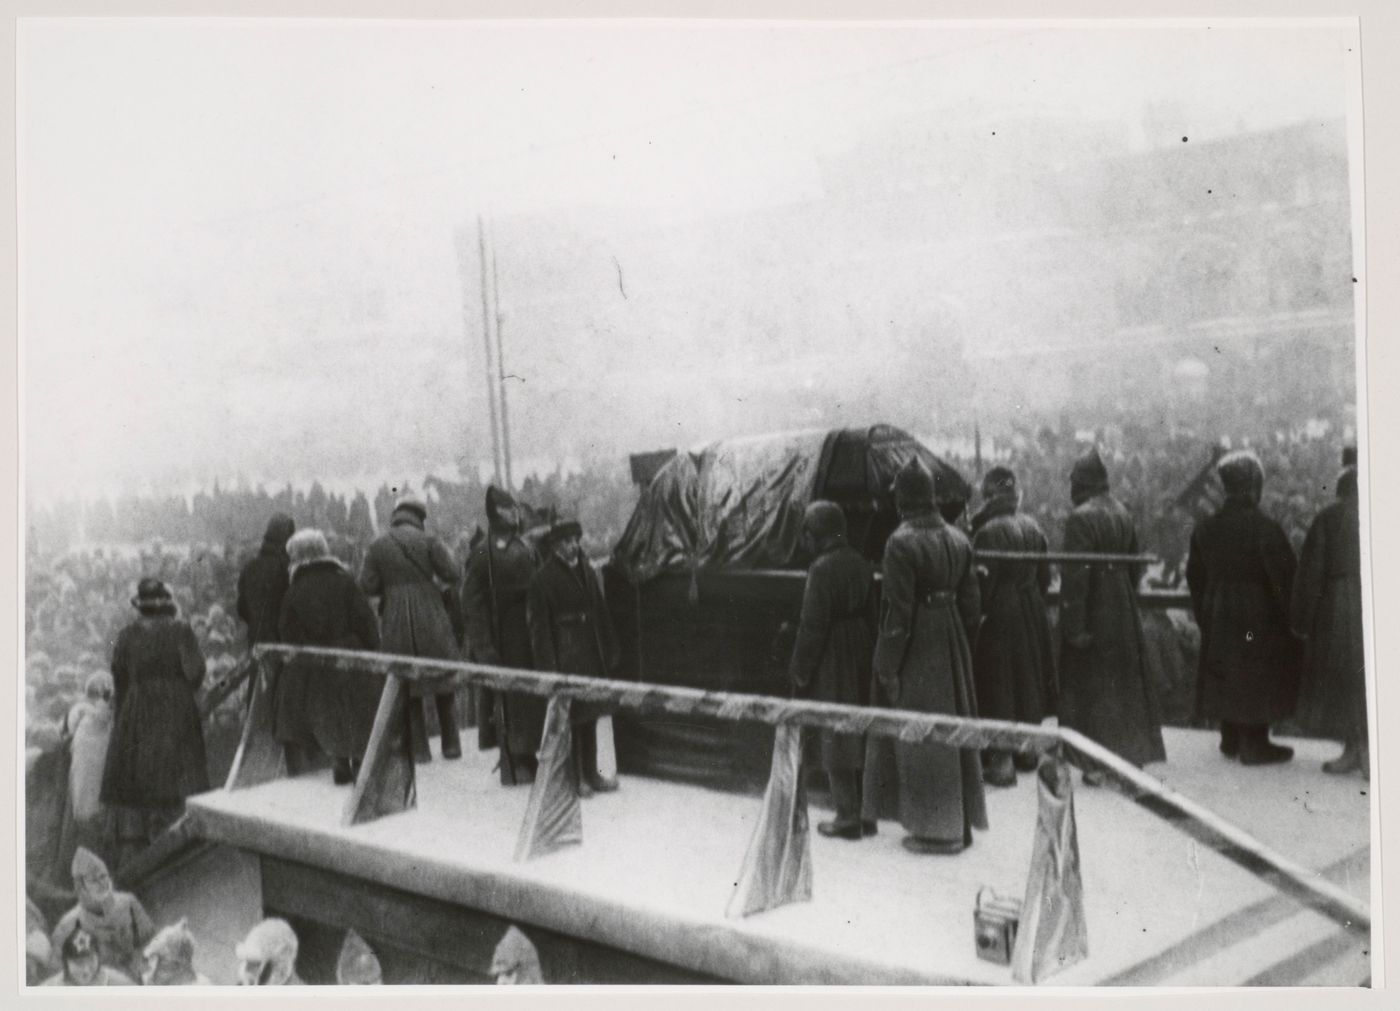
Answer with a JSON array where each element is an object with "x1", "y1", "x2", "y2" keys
[{"x1": 390, "y1": 531, "x2": 437, "y2": 583}]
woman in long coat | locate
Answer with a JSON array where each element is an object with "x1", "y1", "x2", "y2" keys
[
  {"x1": 1186, "y1": 450, "x2": 1300, "y2": 765},
  {"x1": 99, "y1": 579, "x2": 208, "y2": 864},
  {"x1": 1292, "y1": 455, "x2": 1367, "y2": 776},
  {"x1": 787, "y1": 501, "x2": 875, "y2": 839},
  {"x1": 278, "y1": 529, "x2": 382, "y2": 784},
  {"x1": 970, "y1": 467, "x2": 1056, "y2": 787},
  {"x1": 1058, "y1": 449, "x2": 1165, "y2": 782},
  {"x1": 360, "y1": 495, "x2": 462, "y2": 764},
  {"x1": 868, "y1": 462, "x2": 987, "y2": 855}
]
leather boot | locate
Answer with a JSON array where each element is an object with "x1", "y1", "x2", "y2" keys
[
  {"x1": 1239, "y1": 725, "x2": 1293, "y2": 766},
  {"x1": 1219, "y1": 721, "x2": 1240, "y2": 758},
  {"x1": 409, "y1": 701, "x2": 432, "y2": 764},
  {"x1": 982, "y1": 750, "x2": 1016, "y2": 787},
  {"x1": 436, "y1": 693, "x2": 462, "y2": 759},
  {"x1": 1323, "y1": 740, "x2": 1361, "y2": 775}
]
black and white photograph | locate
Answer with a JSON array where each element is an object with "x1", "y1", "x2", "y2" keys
[{"x1": 16, "y1": 13, "x2": 1378, "y2": 991}]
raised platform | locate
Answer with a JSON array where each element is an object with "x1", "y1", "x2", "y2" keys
[{"x1": 184, "y1": 727, "x2": 1371, "y2": 986}]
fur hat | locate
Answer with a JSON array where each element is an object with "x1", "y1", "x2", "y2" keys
[
  {"x1": 802, "y1": 500, "x2": 846, "y2": 545},
  {"x1": 544, "y1": 519, "x2": 583, "y2": 546},
  {"x1": 894, "y1": 460, "x2": 935, "y2": 511},
  {"x1": 143, "y1": 919, "x2": 197, "y2": 982},
  {"x1": 84, "y1": 670, "x2": 114, "y2": 701},
  {"x1": 235, "y1": 918, "x2": 298, "y2": 981},
  {"x1": 131, "y1": 577, "x2": 173, "y2": 614},
  {"x1": 980, "y1": 466, "x2": 1019, "y2": 502},
  {"x1": 1217, "y1": 449, "x2": 1265, "y2": 500},
  {"x1": 1070, "y1": 447, "x2": 1110, "y2": 505},
  {"x1": 1342, "y1": 445, "x2": 1357, "y2": 468},
  {"x1": 286, "y1": 529, "x2": 338, "y2": 578},
  {"x1": 392, "y1": 493, "x2": 427, "y2": 520}
]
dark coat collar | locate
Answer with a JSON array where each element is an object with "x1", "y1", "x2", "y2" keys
[{"x1": 971, "y1": 495, "x2": 1018, "y2": 533}]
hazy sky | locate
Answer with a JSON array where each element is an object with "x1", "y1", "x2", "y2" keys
[{"x1": 20, "y1": 19, "x2": 1355, "y2": 500}]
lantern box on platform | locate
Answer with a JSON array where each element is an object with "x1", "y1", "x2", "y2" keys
[{"x1": 974, "y1": 887, "x2": 1022, "y2": 966}]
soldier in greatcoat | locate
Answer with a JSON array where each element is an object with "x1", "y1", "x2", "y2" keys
[
  {"x1": 1186, "y1": 450, "x2": 1300, "y2": 765},
  {"x1": 867, "y1": 462, "x2": 987, "y2": 855},
  {"x1": 787, "y1": 501, "x2": 876, "y2": 840},
  {"x1": 527, "y1": 519, "x2": 620, "y2": 796},
  {"x1": 1293, "y1": 449, "x2": 1367, "y2": 776},
  {"x1": 1057, "y1": 448, "x2": 1165, "y2": 784},
  {"x1": 463, "y1": 487, "x2": 545, "y2": 785},
  {"x1": 359, "y1": 495, "x2": 462, "y2": 764},
  {"x1": 970, "y1": 467, "x2": 1056, "y2": 787}
]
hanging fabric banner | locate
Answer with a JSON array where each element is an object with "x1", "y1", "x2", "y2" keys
[
  {"x1": 726, "y1": 722, "x2": 813, "y2": 918},
  {"x1": 1011, "y1": 756, "x2": 1089, "y2": 983},
  {"x1": 514, "y1": 696, "x2": 583, "y2": 862}
]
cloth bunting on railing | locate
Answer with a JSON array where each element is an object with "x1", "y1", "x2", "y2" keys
[
  {"x1": 514, "y1": 696, "x2": 583, "y2": 862},
  {"x1": 1011, "y1": 756, "x2": 1089, "y2": 983},
  {"x1": 726, "y1": 722, "x2": 812, "y2": 918}
]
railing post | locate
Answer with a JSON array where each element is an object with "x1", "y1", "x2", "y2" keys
[
  {"x1": 726, "y1": 721, "x2": 813, "y2": 918},
  {"x1": 342, "y1": 671, "x2": 417, "y2": 826},
  {"x1": 1011, "y1": 751, "x2": 1089, "y2": 983},
  {"x1": 225, "y1": 651, "x2": 285, "y2": 790},
  {"x1": 514, "y1": 695, "x2": 583, "y2": 861}
]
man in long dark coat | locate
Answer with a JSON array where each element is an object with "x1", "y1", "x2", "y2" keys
[
  {"x1": 527, "y1": 519, "x2": 620, "y2": 796},
  {"x1": 463, "y1": 487, "x2": 544, "y2": 785},
  {"x1": 1292, "y1": 450, "x2": 1367, "y2": 776},
  {"x1": 1058, "y1": 448, "x2": 1165, "y2": 784},
  {"x1": 868, "y1": 462, "x2": 987, "y2": 855},
  {"x1": 787, "y1": 501, "x2": 875, "y2": 840},
  {"x1": 360, "y1": 495, "x2": 462, "y2": 764},
  {"x1": 1186, "y1": 450, "x2": 1300, "y2": 765},
  {"x1": 278, "y1": 529, "x2": 382, "y2": 784},
  {"x1": 970, "y1": 466, "x2": 1056, "y2": 787},
  {"x1": 236, "y1": 514, "x2": 294, "y2": 704}
]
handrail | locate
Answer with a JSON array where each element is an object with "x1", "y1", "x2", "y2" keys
[{"x1": 250, "y1": 644, "x2": 1369, "y2": 935}]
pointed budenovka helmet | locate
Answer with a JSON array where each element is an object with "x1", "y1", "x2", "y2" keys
[
  {"x1": 893, "y1": 459, "x2": 935, "y2": 513},
  {"x1": 486, "y1": 486, "x2": 518, "y2": 532},
  {"x1": 71, "y1": 846, "x2": 113, "y2": 909},
  {"x1": 335, "y1": 930, "x2": 382, "y2": 985},
  {"x1": 802, "y1": 500, "x2": 846, "y2": 546},
  {"x1": 1069, "y1": 447, "x2": 1110, "y2": 505},
  {"x1": 491, "y1": 925, "x2": 543, "y2": 985}
]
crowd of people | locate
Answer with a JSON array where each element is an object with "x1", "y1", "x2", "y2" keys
[{"x1": 25, "y1": 843, "x2": 540, "y2": 985}]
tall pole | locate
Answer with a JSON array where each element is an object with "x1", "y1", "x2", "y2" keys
[
  {"x1": 493, "y1": 248, "x2": 514, "y2": 491},
  {"x1": 476, "y1": 217, "x2": 504, "y2": 483}
]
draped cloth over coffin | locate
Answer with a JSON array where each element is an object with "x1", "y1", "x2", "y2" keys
[
  {"x1": 514, "y1": 697, "x2": 583, "y2": 862},
  {"x1": 611, "y1": 425, "x2": 972, "y2": 582},
  {"x1": 1011, "y1": 757, "x2": 1089, "y2": 984},
  {"x1": 726, "y1": 723, "x2": 813, "y2": 918}
]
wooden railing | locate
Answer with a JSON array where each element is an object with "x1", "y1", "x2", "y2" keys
[{"x1": 230, "y1": 644, "x2": 1367, "y2": 938}]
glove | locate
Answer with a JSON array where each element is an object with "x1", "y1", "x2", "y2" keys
[{"x1": 1068, "y1": 632, "x2": 1093, "y2": 650}]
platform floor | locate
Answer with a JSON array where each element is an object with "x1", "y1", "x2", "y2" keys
[{"x1": 186, "y1": 727, "x2": 1371, "y2": 986}]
